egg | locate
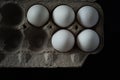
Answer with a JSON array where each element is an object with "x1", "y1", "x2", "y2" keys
[
  {"x1": 77, "y1": 29, "x2": 100, "y2": 52},
  {"x1": 27, "y1": 5, "x2": 49, "y2": 27},
  {"x1": 51, "y1": 29, "x2": 75, "y2": 52},
  {"x1": 77, "y1": 6, "x2": 99, "y2": 28},
  {"x1": 53, "y1": 5, "x2": 75, "y2": 28}
]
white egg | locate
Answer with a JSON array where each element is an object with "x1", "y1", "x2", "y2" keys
[
  {"x1": 77, "y1": 6, "x2": 99, "y2": 28},
  {"x1": 27, "y1": 5, "x2": 49, "y2": 27},
  {"x1": 51, "y1": 29, "x2": 75, "y2": 52},
  {"x1": 77, "y1": 29, "x2": 100, "y2": 52},
  {"x1": 53, "y1": 5, "x2": 75, "y2": 28}
]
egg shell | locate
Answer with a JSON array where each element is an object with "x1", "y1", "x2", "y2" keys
[
  {"x1": 27, "y1": 5, "x2": 49, "y2": 27},
  {"x1": 77, "y1": 29, "x2": 100, "y2": 52},
  {"x1": 51, "y1": 29, "x2": 75, "y2": 52},
  {"x1": 77, "y1": 6, "x2": 99, "y2": 28},
  {"x1": 53, "y1": 5, "x2": 75, "y2": 28}
]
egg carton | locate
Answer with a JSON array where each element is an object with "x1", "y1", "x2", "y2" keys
[{"x1": 0, "y1": 0, "x2": 104, "y2": 67}]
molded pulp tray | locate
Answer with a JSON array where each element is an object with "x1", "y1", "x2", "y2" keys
[{"x1": 0, "y1": 0, "x2": 104, "y2": 67}]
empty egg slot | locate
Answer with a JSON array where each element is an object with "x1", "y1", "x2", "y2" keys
[
  {"x1": 24, "y1": 27, "x2": 48, "y2": 52},
  {"x1": 0, "y1": 2, "x2": 24, "y2": 26},
  {"x1": 0, "y1": 27, "x2": 23, "y2": 52}
]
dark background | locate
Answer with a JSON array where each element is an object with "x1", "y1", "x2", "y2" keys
[{"x1": 0, "y1": 0, "x2": 119, "y2": 79}]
